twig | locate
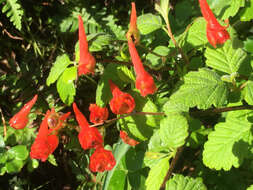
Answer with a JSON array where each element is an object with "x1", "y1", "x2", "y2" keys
[
  {"x1": 0, "y1": 107, "x2": 7, "y2": 137},
  {"x1": 160, "y1": 146, "x2": 184, "y2": 190},
  {"x1": 0, "y1": 21, "x2": 23, "y2": 40}
]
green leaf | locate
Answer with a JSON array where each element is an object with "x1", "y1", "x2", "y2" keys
[
  {"x1": 184, "y1": 18, "x2": 208, "y2": 47},
  {"x1": 47, "y1": 154, "x2": 58, "y2": 166},
  {"x1": 88, "y1": 33, "x2": 112, "y2": 52},
  {"x1": 208, "y1": 0, "x2": 231, "y2": 16},
  {"x1": 8, "y1": 145, "x2": 28, "y2": 161},
  {"x1": 56, "y1": 66, "x2": 77, "y2": 105},
  {"x1": 6, "y1": 159, "x2": 24, "y2": 173},
  {"x1": 240, "y1": 0, "x2": 253, "y2": 21},
  {"x1": 164, "y1": 68, "x2": 228, "y2": 111},
  {"x1": 222, "y1": 0, "x2": 245, "y2": 19},
  {"x1": 119, "y1": 92, "x2": 160, "y2": 141},
  {"x1": 244, "y1": 36, "x2": 253, "y2": 53},
  {"x1": 117, "y1": 65, "x2": 135, "y2": 83},
  {"x1": 145, "y1": 156, "x2": 170, "y2": 190},
  {"x1": 166, "y1": 174, "x2": 207, "y2": 190},
  {"x1": 103, "y1": 140, "x2": 130, "y2": 190},
  {"x1": 203, "y1": 112, "x2": 252, "y2": 171},
  {"x1": 107, "y1": 169, "x2": 127, "y2": 190},
  {"x1": 205, "y1": 40, "x2": 247, "y2": 74},
  {"x1": 155, "y1": 0, "x2": 170, "y2": 24},
  {"x1": 245, "y1": 78, "x2": 253, "y2": 105},
  {"x1": 247, "y1": 184, "x2": 253, "y2": 190},
  {"x1": 137, "y1": 14, "x2": 163, "y2": 35},
  {"x1": 46, "y1": 54, "x2": 71, "y2": 86},
  {"x1": 124, "y1": 148, "x2": 145, "y2": 172},
  {"x1": 146, "y1": 46, "x2": 170, "y2": 69},
  {"x1": 27, "y1": 159, "x2": 39, "y2": 172},
  {"x1": 1, "y1": 0, "x2": 23, "y2": 30},
  {"x1": 0, "y1": 135, "x2": 5, "y2": 148},
  {"x1": 160, "y1": 114, "x2": 188, "y2": 149}
]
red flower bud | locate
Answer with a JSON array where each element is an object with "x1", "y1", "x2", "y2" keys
[
  {"x1": 127, "y1": 39, "x2": 157, "y2": 96},
  {"x1": 73, "y1": 103, "x2": 103, "y2": 150},
  {"x1": 126, "y1": 2, "x2": 140, "y2": 44},
  {"x1": 120, "y1": 130, "x2": 139, "y2": 146},
  {"x1": 199, "y1": 0, "x2": 230, "y2": 48},
  {"x1": 78, "y1": 15, "x2": 96, "y2": 75},
  {"x1": 89, "y1": 104, "x2": 109, "y2": 124},
  {"x1": 89, "y1": 147, "x2": 116, "y2": 172},
  {"x1": 9, "y1": 94, "x2": 38, "y2": 129},
  {"x1": 109, "y1": 80, "x2": 135, "y2": 115}
]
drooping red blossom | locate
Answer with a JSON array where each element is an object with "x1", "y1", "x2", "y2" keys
[
  {"x1": 120, "y1": 130, "x2": 139, "y2": 146},
  {"x1": 30, "y1": 109, "x2": 70, "y2": 162},
  {"x1": 126, "y1": 2, "x2": 140, "y2": 44},
  {"x1": 73, "y1": 103, "x2": 103, "y2": 150},
  {"x1": 127, "y1": 39, "x2": 157, "y2": 97},
  {"x1": 109, "y1": 80, "x2": 135, "y2": 115},
  {"x1": 89, "y1": 104, "x2": 109, "y2": 124},
  {"x1": 9, "y1": 94, "x2": 38, "y2": 129},
  {"x1": 89, "y1": 147, "x2": 116, "y2": 172},
  {"x1": 199, "y1": 0, "x2": 230, "y2": 48},
  {"x1": 78, "y1": 15, "x2": 96, "y2": 76}
]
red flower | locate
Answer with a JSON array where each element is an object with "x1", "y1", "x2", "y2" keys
[
  {"x1": 89, "y1": 104, "x2": 109, "y2": 124},
  {"x1": 199, "y1": 0, "x2": 230, "y2": 48},
  {"x1": 9, "y1": 94, "x2": 38, "y2": 129},
  {"x1": 120, "y1": 130, "x2": 139, "y2": 146},
  {"x1": 89, "y1": 147, "x2": 116, "y2": 172},
  {"x1": 126, "y1": 2, "x2": 140, "y2": 44},
  {"x1": 73, "y1": 103, "x2": 103, "y2": 150},
  {"x1": 109, "y1": 80, "x2": 135, "y2": 115},
  {"x1": 30, "y1": 109, "x2": 70, "y2": 162},
  {"x1": 127, "y1": 39, "x2": 157, "y2": 97},
  {"x1": 78, "y1": 15, "x2": 96, "y2": 76}
]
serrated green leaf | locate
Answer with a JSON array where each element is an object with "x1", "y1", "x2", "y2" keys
[
  {"x1": 160, "y1": 114, "x2": 188, "y2": 149},
  {"x1": 166, "y1": 68, "x2": 228, "y2": 111},
  {"x1": 203, "y1": 114, "x2": 252, "y2": 170},
  {"x1": 208, "y1": 0, "x2": 231, "y2": 16},
  {"x1": 185, "y1": 18, "x2": 208, "y2": 47},
  {"x1": 145, "y1": 156, "x2": 170, "y2": 190},
  {"x1": 146, "y1": 46, "x2": 170, "y2": 69},
  {"x1": 166, "y1": 174, "x2": 207, "y2": 190},
  {"x1": 245, "y1": 79, "x2": 253, "y2": 105},
  {"x1": 6, "y1": 159, "x2": 24, "y2": 173},
  {"x1": 8, "y1": 145, "x2": 28, "y2": 161},
  {"x1": 240, "y1": 0, "x2": 253, "y2": 21},
  {"x1": 137, "y1": 14, "x2": 163, "y2": 35},
  {"x1": 205, "y1": 40, "x2": 247, "y2": 74},
  {"x1": 56, "y1": 66, "x2": 77, "y2": 105},
  {"x1": 1, "y1": 0, "x2": 23, "y2": 30},
  {"x1": 222, "y1": 0, "x2": 245, "y2": 19},
  {"x1": 88, "y1": 33, "x2": 111, "y2": 52},
  {"x1": 46, "y1": 54, "x2": 71, "y2": 86}
]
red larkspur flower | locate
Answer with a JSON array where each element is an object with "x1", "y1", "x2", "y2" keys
[
  {"x1": 199, "y1": 0, "x2": 230, "y2": 48},
  {"x1": 89, "y1": 104, "x2": 109, "y2": 124},
  {"x1": 120, "y1": 130, "x2": 139, "y2": 146},
  {"x1": 78, "y1": 15, "x2": 96, "y2": 75},
  {"x1": 89, "y1": 147, "x2": 116, "y2": 172},
  {"x1": 126, "y1": 2, "x2": 140, "y2": 44},
  {"x1": 73, "y1": 103, "x2": 103, "y2": 150},
  {"x1": 127, "y1": 39, "x2": 157, "y2": 97},
  {"x1": 109, "y1": 80, "x2": 135, "y2": 115},
  {"x1": 9, "y1": 94, "x2": 38, "y2": 129}
]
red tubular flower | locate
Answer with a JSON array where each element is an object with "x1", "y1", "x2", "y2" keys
[
  {"x1": 89, "y1": 147, "x2": 116, "y2": 172},
  {"x1": 126, "y1": 2, "x2": 140, "y2": 44},
  {"x1": 78, "y1": 15, "x2": 96, "y2": 76},
  {"x1": 109, "y1": 80, "x2": 135, "y2": 115},
  {"x1": 9, "y1": 94, "x2": 38, "y2": 129},
  {"x1": 73, "y1": 103, "x2": 103, "y2": 150},
  {"x1": 199, "y1": 0, "x2": 230, "y2": 48},
  {"x1": 120, "y1": 130, "x2": 139, "y2": 146},
  {"x1": 30, "y1": 109, "x2": 70, "y2": 162},
  {"x1": 127, "y1": 39, "x2": 157, "y2": 97},
  {"x1": 89, "y1": 104, "x2": 109, "y2": 124}
]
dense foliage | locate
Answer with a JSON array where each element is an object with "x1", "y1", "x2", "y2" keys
[{"x1": 1, "y1": 0, "x2": 253, "y2": 189}]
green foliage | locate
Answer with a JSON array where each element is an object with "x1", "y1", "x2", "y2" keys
[
  {"x1": 240, "y1": 0, "x2": 253, "y2": 21},
  {"x1": 0, "y1": 0, "x2": 23, "y2": 30},
  {"x1": 166, "y1": 174, "x2": 207, "y2": 190},
  {"x1": 137, "y1": 14, "x2": 163, "y2": 35}
]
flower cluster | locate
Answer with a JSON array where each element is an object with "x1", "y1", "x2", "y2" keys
[{"x1": 198, "y1": 0, "x2": 230, "y2": 48}]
